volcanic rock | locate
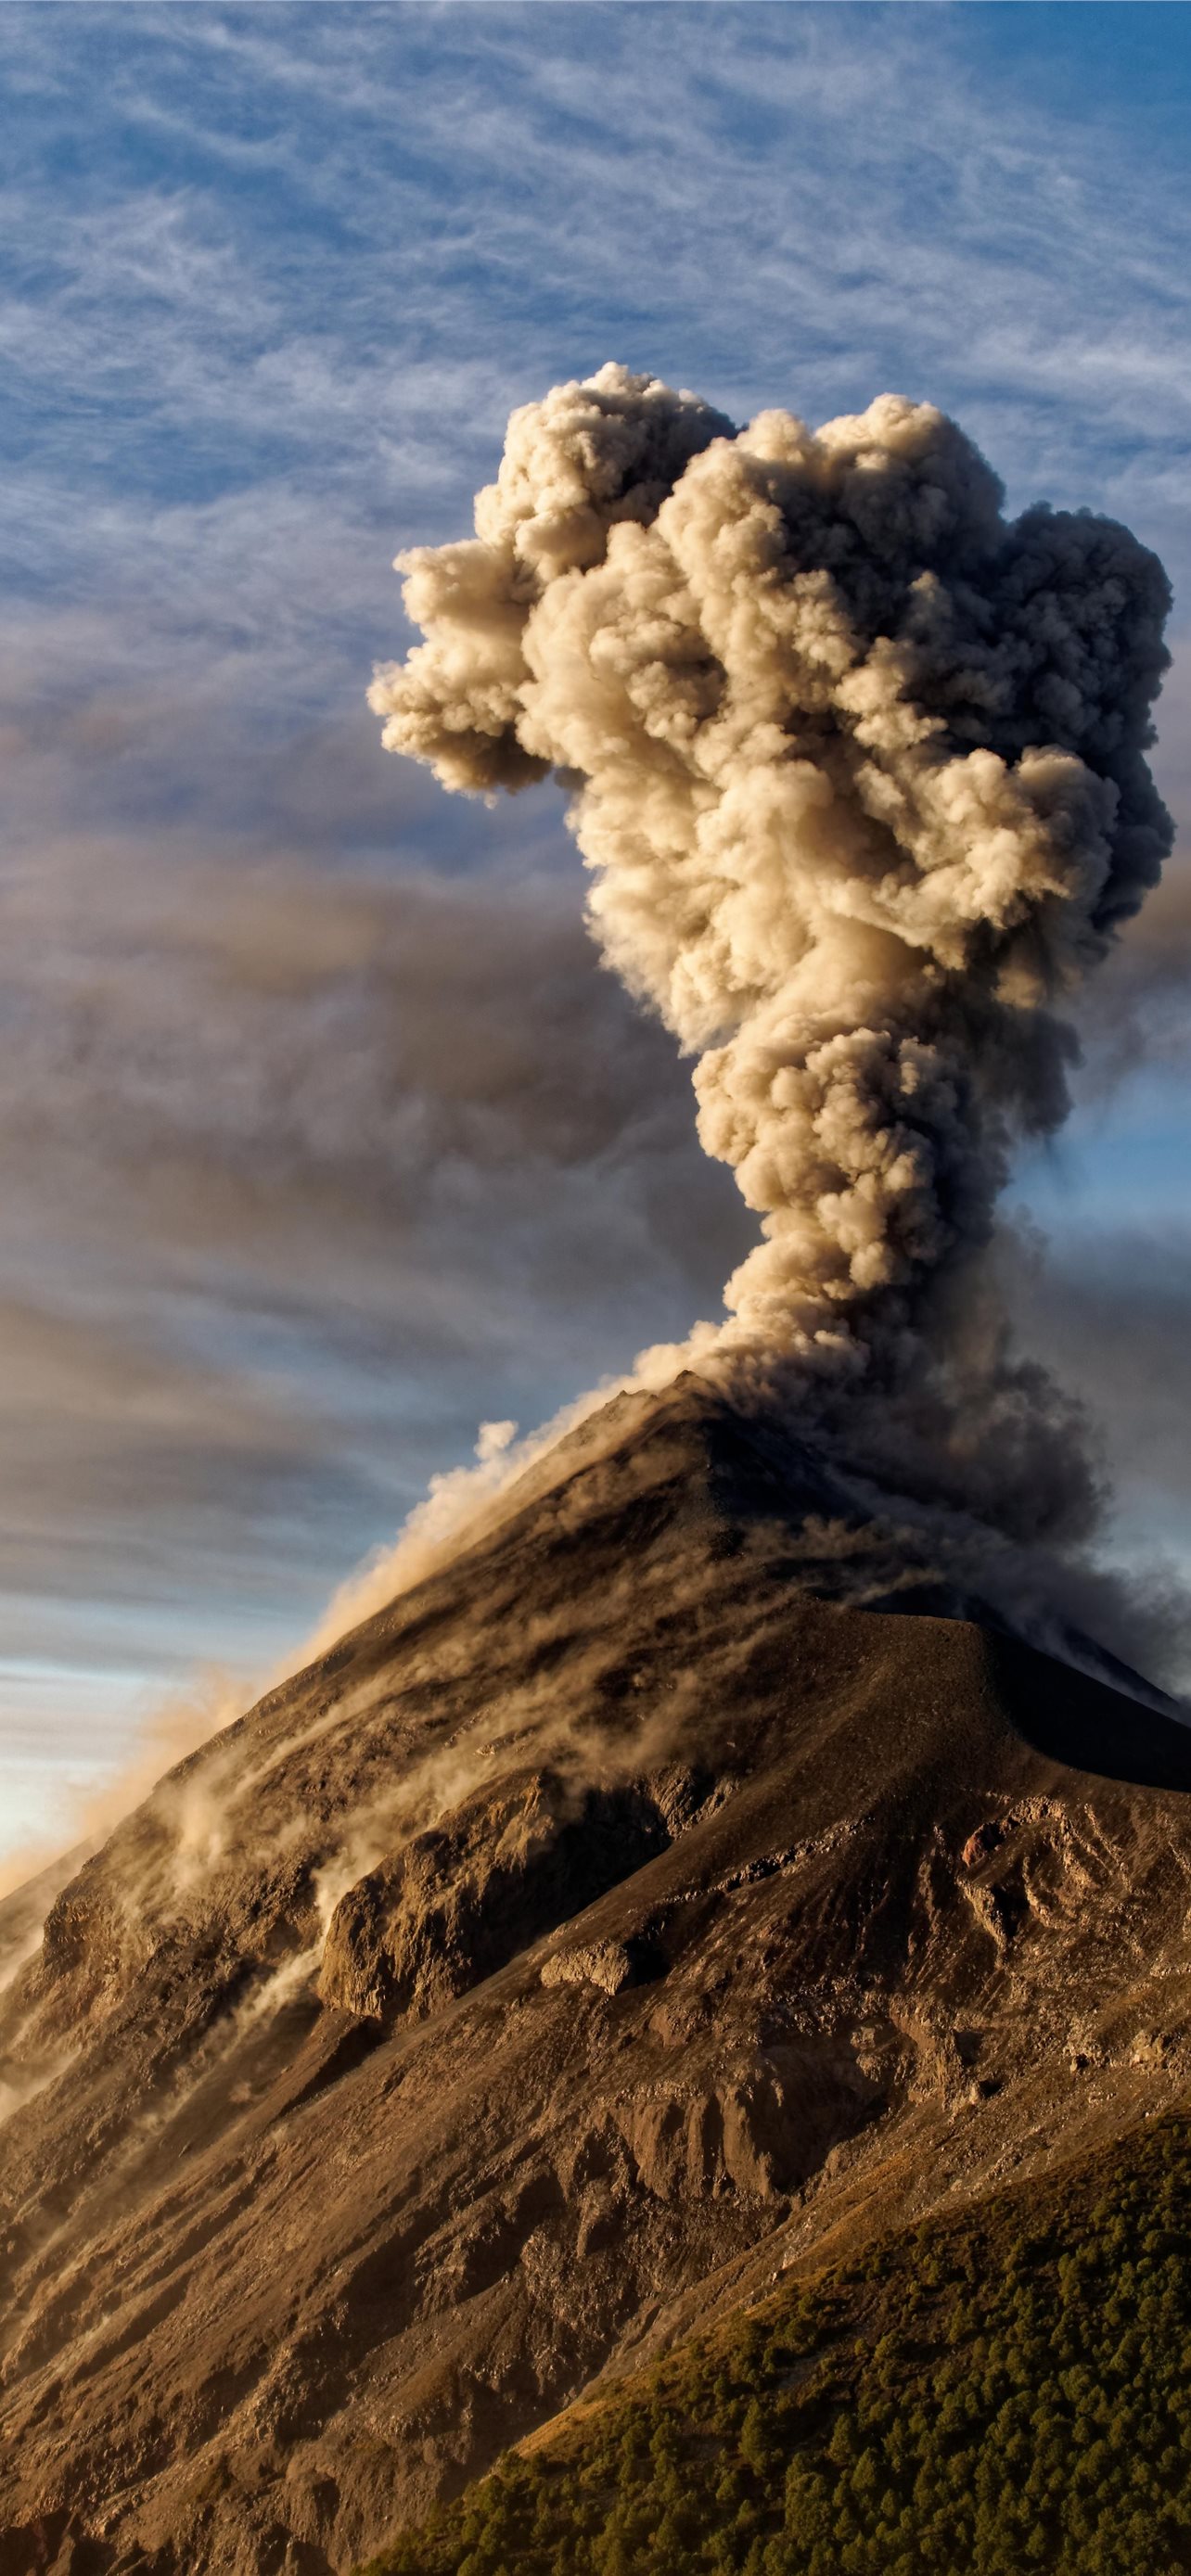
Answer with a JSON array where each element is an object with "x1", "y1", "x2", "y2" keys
[{"x1": 1, "y1": 1378, "x2": 1189, "y2": 2575}]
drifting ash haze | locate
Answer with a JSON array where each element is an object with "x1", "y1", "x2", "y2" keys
[{"x1": 370, "y1": 362, "x2": 1180, "y2": 1684}]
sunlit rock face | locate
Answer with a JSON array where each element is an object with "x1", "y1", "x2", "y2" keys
[{"x1": 2, "y1": 1377, "x2": 1191, "y2": 2576}]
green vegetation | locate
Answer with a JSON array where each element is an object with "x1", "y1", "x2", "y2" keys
[{"x1": 361, "y1": 2107, "x2": 1191, "y2": 2576}]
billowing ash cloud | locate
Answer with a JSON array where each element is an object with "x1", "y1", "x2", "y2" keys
[{"x1": 370, "y1": 364, "x2": 1172, "y2": 1553}]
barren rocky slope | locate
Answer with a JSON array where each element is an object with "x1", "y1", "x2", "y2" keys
[{"x1": 2, "y1": 1380, "x2": 1191, "y2": 2576}]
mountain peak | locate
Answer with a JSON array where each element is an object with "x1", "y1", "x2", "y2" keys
[{"x1": 2, "y1": 1384, "x2": 1190, "y2": 2574}]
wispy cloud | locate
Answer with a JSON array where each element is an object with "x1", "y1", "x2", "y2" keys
[{"x1": 5, "y1": 7, "x2": 1191, "y2": 532}]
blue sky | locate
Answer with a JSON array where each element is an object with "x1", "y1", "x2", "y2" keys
[{"x1": 2, "y1": 1, "x2": 1189, "y2": 1861}]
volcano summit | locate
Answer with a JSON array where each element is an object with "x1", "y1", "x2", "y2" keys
[{"x1": 2, "y1": 1381, "x2": 1191, "y2": 2575}]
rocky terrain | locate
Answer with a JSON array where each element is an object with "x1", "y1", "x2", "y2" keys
[{"x1": 2, "y1": 1378, "x2": 1190, "y2": 2576}]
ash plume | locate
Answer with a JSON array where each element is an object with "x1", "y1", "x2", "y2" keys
[{"x1": 370, "y1": 363, "x2": 1172, "y2": 1573}]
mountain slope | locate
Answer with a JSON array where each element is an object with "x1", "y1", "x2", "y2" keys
[
  {"x1": 1, "y1": 1380, "x2": 1190, "y2": 2576},
  {"x1": 364, "y1": 2102, "x2": 1191, "y2": 2576}
]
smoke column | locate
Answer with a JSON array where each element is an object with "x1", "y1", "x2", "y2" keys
[{"x1": 370, "y1": 365, "x2": 1172, "y2": 1555}]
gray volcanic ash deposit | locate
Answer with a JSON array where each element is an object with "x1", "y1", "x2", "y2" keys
[{"x1": 4, "y1": 1384, "x2": 1191, "y2": 2576}]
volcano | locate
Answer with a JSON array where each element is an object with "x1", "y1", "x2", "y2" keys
[{"x1": 2, "y1": 1379, "x2": 1190, "y2": 2576}]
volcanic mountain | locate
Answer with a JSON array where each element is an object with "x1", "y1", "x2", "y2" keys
[{"x1": 2, "y1": 1379, "x2": 1191, "y2": 2576}]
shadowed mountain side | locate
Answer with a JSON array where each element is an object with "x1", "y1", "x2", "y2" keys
[{"x1": 1, "y1": 1382, "x2": 1191, "y2": 2576}]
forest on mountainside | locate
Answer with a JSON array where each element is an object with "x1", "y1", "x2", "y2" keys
[{"x1": 364, "y1": 2106, "x2": 1191, "y2": 2576}]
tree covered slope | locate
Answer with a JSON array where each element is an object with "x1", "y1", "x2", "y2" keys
[{"x1": 365, "y1": 2104, "x2": 1191, "y2": 2576}]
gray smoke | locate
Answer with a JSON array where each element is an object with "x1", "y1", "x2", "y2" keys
[{"x1": 370, "y1": 363, "x2": 1172, "y2": 1562}]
